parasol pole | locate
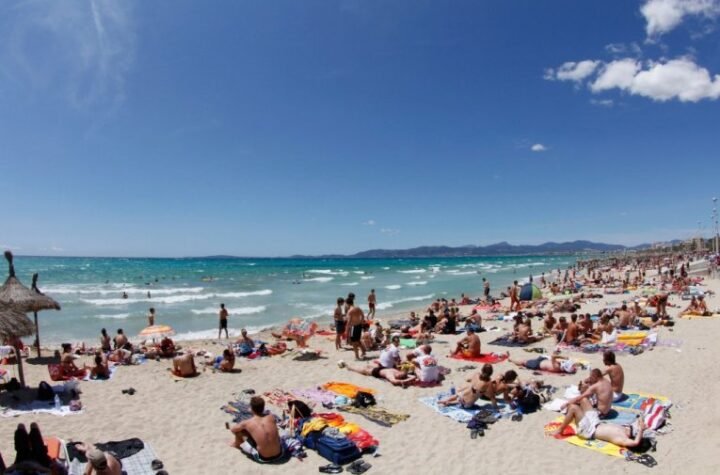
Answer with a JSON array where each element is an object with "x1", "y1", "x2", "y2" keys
[
  {"x1": 31, "y1": 274, "x2": 41, "y2": 358},
  {"x1": 15, "y1": 342, "x2": 26, "y2": 388}
]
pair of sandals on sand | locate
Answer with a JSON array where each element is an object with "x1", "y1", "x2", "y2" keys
[{"x1": 319, "y1": 459, "x2": 371, "y2": 474}]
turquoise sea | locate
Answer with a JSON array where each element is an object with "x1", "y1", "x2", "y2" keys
[{"x1": 8, "y1": 255, "x2": 577, "y2": 344}]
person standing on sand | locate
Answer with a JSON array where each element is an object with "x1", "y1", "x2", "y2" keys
[
  {"x1": 344, "y1": 296, "x2": 366, "y2": 360},
  {"x1": 509, "y1": 280, "x2": 519, "y2": 311},
  {"x1": 483, "y1": 277, "x2": 490, "y2": 300},
  {"x1": 334, "y1": 297, "x2": 346, "y2": 351},
  {"x1": 147, "y1": 307, "x2": 156, "y2": 326},
  {"x1": 218, "y1": 303, "x2": 229, "y2": 339},
  {"x1": 367, "y1": 289, "x2": 377, "y2": 319}
]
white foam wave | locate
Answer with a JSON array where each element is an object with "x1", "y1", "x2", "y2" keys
[
  {"x1": 352, "y1": 271, "x2": 365, "y2": 275},
  {"x1": 191, "y1": 305, "x2": 266, "y2": 316},
  {"x1": 376, "y1": 294, "x2": 434, "y2": 310},
  {"x1": 82, "y1": 289, "x2": 272, "y2": 306},
  {"x1": 385, "y1": 285, "x2": 402, "y2": 290},
  {"x1": 360, "y1": 276, "x2": 375, "y2": 280},
  {"x1": 406, "y1": 281, "x2": 427, "y2": 286},
  {"x1": 303, "y1": 277, "x2": 334, "y2": 283},
  {"x1": 44, "y1": 285, "x2": 204, "y2": 296},
  {"x1": 96, "y1": 313, "x2": 132, "y2": 320},
  {"x1": 398, "y1": 269, "x2": 426, "y2": 274},
  {"x1": 306, "y1": 269, "x2": 348, "y2": 276},
  {"x1": 449, "y1": 271, "x2": 477, "y2": 276},
  {"x1": 341, "y1": 282, "x2": 359, "y2": 286}
]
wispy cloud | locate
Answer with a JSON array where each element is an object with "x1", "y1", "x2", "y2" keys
[
  {"x1": 530, "y1": 143, "x2": 548, "y2": 152},
  {"x1": 362, "y1": 219, "x2": 376, "y2": 226},
  {"x1": 1, "y1": 0, "x2": 136, "y2": 112},
  {"x1": 380, "y1": 228, "x2": 399, "y2": 236}
]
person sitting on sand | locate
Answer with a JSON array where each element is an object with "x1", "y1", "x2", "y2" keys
[
  {"x1": 452, "y1": 328, "x2": 481, "y2": 358},
  {"x1": 492, "y1": 370, "x2": 519, "y2": 403},
  {"x1": 172, "y1": 351, "x2": 198, "y2": 377},
  {"x1": 113, "y1": 329, "x2": 131, "y2": 351},
  {"x1": 370, "y1": 321, "x2": 386, "y2": 348},
  {"x1": 566, "y1": 368, "x2": 613, "y2": 418},
  {"x1": 594, "y1": 314, "x2": 615, "y2": 340},
  {"x1": 99, "y1": 328, "x2": 112, "y2": 353},
  {"x1": 158, "y1": 336, "x2": 176, "y2": 357},
  {"x1": 553, "y1": 401, "x2": 647, "y2": 448},
  {"x1": 579, "y1": 313, "x2": 594, "y2": 336},
  {"x1": 615, "y1": 304, "x2": 634, "y2": 329},
  {"x1": 229, "y1": 396, "x2": 284, "y2": 462},
  {"x1": 512, "y1": 316, "x2": 541, "y2": 344},
  {"x1": 543, "y1": 310, "x2": 556, "y2": 334},
  {"x1": 340, "y1": 361, "x2": 417, "y2": 387},
  {"x1": 412, "y1": 344, "x2": 440, "y2": 384},
  {"x1": 207, "y1": 348, "x2": 236, "y2": 372},
  {"x1": 510, "y1": 351, "x2": 577, "y2": 374},
  {"x1": 602, "y1": 351, "x2": 625, "y2": 401},
  {"x1": 464, "y1": 309, "x2": 483, "y2": 331},
  {"x1": 61, "y1": 343, "x2": 88, "y2": 377},
  {"x1": 236, "y1": 329, "x2": 255, "y2": 356},
  {"x1": 439, "y1": 363, "x2": 496, "y2": 408},
  {"x1": 83, "y1": 446, "x2": 123, "y2": 475},
  {"x1": 551, "y1": 316, "x2": 568, "y2": 343},
  {"x1": 378, "y1": 336, "x2": 401, "y2": 369},
  {"x1": 90, "y1": 353, "x2": 110, "y2": 379},
  {"x1": 563, "y1": 314, "x2": 581, "y2": 346},
  {"x1": 360, "y1": 324, "x2": 376, "y2": 351}
]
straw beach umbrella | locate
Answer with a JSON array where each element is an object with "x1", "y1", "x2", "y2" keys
[{"x1": 0, "y1": 306, "x2": 36, "y2": 387}]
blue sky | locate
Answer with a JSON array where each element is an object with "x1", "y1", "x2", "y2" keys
[{"x1": 1, "y1": 0, "x2": 720, "y2": 257}]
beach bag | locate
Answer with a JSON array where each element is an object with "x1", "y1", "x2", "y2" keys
[
  {"x1": 353, "y1": 392, "x2": 376, "y2": 408},
  {"x1": 315, "y1": 434, "x2": 361, "y2": 465},
  {"x1": 643, "y1": 402, "x2": 667, "y2": 430},
  {"x1": 37, "y1": 381, "x2": 55, "y2": 401},
  {"x1": 516, "y1": 388, "x2": 541, "y2": 414}
]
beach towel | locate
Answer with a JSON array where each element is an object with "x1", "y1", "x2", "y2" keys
[
  {"x1": 1, "y1": 400, "x2": 84, "y2": 418},
  {"x1": 450, "y1": 352, "x2": 508, "y2": 364},
  {"x1": 419, "y1": 393, "x2": 511, "y2": 424},
  {"x1": 612, "y1": 392, "x2": 671, "y2": 412},
  {"x1": 290, "y1": 388, "x2": 335, "y2": 406},
  {"x1": 67, "y1": 440, "x2": 160, "y2": 475},
  {"x1": 263, "y1": 389, "x2": 298, "y2": 408},
  {"x1": 338, "y1": 405, "x2": 410, "y2": 427},
  {"x1": 488, "y1": 337, "x2": 531, "y2": 348},
  {"x1": 679, "y1": 313, "x2": 720, "y2": 320},
  {"x1": 544, "y1": 418, "x2": 626, "y2": 458},
  {"x1": 322, "y1": 382, "x2": 377, "y2": 399},
  {"x1": 399, "y1": 338, "x2": 417, "y2": 349}
]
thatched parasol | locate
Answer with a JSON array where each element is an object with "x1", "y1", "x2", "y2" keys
[{"x1": 0, "y1": 305, "x2": 36, "y2": 387}]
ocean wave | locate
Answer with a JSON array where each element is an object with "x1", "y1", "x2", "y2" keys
[
  {"x1": 360, "y1": 276, "x2": 375, "y2": 280},
  {"x1": 449, "y1": 271, "x2": 477, "y2": 276},
  {"x1": 376, "y1": 294, "x2": 434, "y2": 311},
  {"x1": 306, "y1": 269, "x2": 348, "y2": 276},
  {"x1": 191, "y1": 305, "x2": 266, "y2": 315},
  {"x1": 385, "y1": 285, "x2": 402, "y2": 290},
  {"x1": 95, "y1": 313, "x2": 133, "y2": 320},
  {"x1": 303, "y1": 277, "x2": 334, "y2": 283},
  {"x1": 352, "y1": 271, "x2": 366, "y2": 275},
  {"x1": 44, "y1": 285, "x2": 205, "y2": 296},
  {"x1": 81, "y1": 289, "x2": 272, "y2": 305},
  {"x1": 341, "y1": 282, "x2": 359, "y2": 286},
  {"x1": 406, "y1": 281, "x2": 427, "y2": 286},
  {"x1": 398, "y1": 269, "x2": 426, "y2": 274}
]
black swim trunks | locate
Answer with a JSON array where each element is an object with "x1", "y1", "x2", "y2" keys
[
  {"x1": 371, "y1": 366, "x2": 382, "y2": 378},
  {"x1": 350, "y1": 325, "x2": 362, "y2": 343},
  {"x1": 335, "y1": 320, "x2": 346, "y2": 334},
  {"x1": 219, "y1": 319, "x2": 228, "y2": 330},
  {"x1": 525, "y1": 357, "x2": 544, "y2": 370}
]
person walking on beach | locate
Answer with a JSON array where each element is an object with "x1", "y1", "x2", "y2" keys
[
  {"x1": 483, "y1": 278, "x2": 490, "y2": 300},
  {"x1": 345, "y1": 295, "x2": 366, "y2": 360},
  {"x1": 334, "y1": 297, "x2": 346, "y2": 351},
  {"x1": 509, "y1": 280, "x2": 519, "y2": 311},
  {"x1": 218, "y1": 303, "x2": 229, "y2": 339},
  {"x1": 367, "y1": 289, "x2": 377, "y2": 319},
  {"x1": 147, "y1": 307, "x2": 156, "y2": 326}
]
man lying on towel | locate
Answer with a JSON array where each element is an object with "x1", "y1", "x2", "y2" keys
[
  {"x1": 229, "y1": 396, "x2": 285, "y2": 463},
  {"x1": 452, "y1": 328, "x2": 481, "y2": 358},
  {"x1": 552, "y1": 399, "x2": 647, "y2": 448},
  {"x1": 509, "y1": 351, "x2": 577, "y2": 374},
  {"x1": 340, "y1": 361, "x2": 418, "y2": 387}
]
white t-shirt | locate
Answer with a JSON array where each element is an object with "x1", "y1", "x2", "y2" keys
[
  {"x1": 416, "y1": 354, "x2": 440, "y2": 383},
  {"x1": 379, "y1": 345, "x2": 400, "y2": 368}
]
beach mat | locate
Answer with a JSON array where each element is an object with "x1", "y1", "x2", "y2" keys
[
  {"x1": 323, "y1": 381, "x2": 377, "y2": 399},
  {"x1": 1, "y1": 400, "x2": 84, "y2": 418},
  {"x1": 419, "y1": 393, "x2": 510, "y2": 423},
  {"x1": 450, "y1": 353, "x2": 508, "y2": 364},
  {"x1": 679, "y1": 313, "x2": 720, "y2": 320},
  {"x1": 400, "y1": 338, "x2": 417, "y2": 349},
  {"x1": 68, "y1": 440, "x2": 160, "y2": 475},
  {"x1": 612, "y1": 392, "x2": 671, "y2": 412},
  {"x1": 488, "y1": 337, "x2": 530, "y2": 348},
  {"x1": 544, "y1": 418, "x2": 626, "y2": 458}
]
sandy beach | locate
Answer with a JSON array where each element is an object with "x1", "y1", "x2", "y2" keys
[{"x1": 1, "y1": 266, "x2": 719, "y2": 475}]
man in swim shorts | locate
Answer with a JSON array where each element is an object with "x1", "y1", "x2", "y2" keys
[
  {"x1": 229, "y1": 396, "x2": 284, "y2": 463},
  {"x1": 367, "y1": 289, "x2": 376, "y2": 319},
  {"x1": 452, "y1": 328, "x2": 481, "y2": 358},
  {"x1": 345, "y1": 296, "x2": 367, "y2": 360},
  {"x1": 342, "y1": 362, "x2": 417, "y2": 387},
  {"x1": 218, "y1": 303, "x2": 229, "y2": 339},
  {"x1": 553, "y1": 403, "x2": 647, "y2": 448},
  {"x1": 509, "y1": 352, "x2": 576, "y2": 374},
  {"x1": 564, "y1": 368, "x2": 613, "y2": 417},
  {"x1": 602, "y1": 350, "x2": 625, "y2": 401}
]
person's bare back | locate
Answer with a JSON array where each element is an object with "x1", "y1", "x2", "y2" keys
[{"x1": 241, "y1": 414, "x2": 282, "y2": 459}]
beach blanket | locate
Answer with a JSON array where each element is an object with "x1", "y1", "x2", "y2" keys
[
  {"x1": 323, "y1": 381, "x2": 377, "y2": 399},
  {"x1": 450, "y1": 352, "x2": 508, "y2": 364},
  {"x1": 542, "y1": 400, "x2": 638, "y2": 425},
  {"x1": 290, "y1": 388, "x2": 335, "y2": 406},
  {"x1": 544, "y1": 418, "x2": 626, "y2": 458},
  {"x1": 488, "y1": 336, "x2": 531, "y2": 348},
  {"x1": 419, "y1": 393, "x2": 512, "y2": 424},
  {"x1": 83, "y1": 365, "x2": 118, "y2": 382},
  {"x1": 264, "y1": 389, "x2": 298, "y2": 408},
  {"x1": 338, "y1": 405, "x2": 410, "y2": 427},
  {"x1": 67, "y1": 440, "x2": 160, "y2": 475},
  {"x1": 1, "y1": 400, "x2": 83, "y2": 418},
  {"x1": 612, "y1": 392, "x2": 671, "y2": 412},
  {"x1": 400, "y1": 338, "x2": 417, "y2": 349},
  {"x1": 679, "y1": 313, "x2": 720, "y2": 320}
]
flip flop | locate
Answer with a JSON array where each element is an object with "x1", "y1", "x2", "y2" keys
[
  {"x1": 151, "y1": 459, "x2": 164, "y2": 470},
  {"x1": 319, "y1": 464, "x2": 343, "y2": 473},
  {"x1": 636, "y1": 454, "x2": 657, "y2": 467},
  {"x1": 347, "y1": 460, "x2": 372, "y2": 474}
]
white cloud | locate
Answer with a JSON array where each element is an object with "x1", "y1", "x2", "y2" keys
[
  {"x1": 605, "y1": 42, "x2": 643, "y2": 57},
  {"x1": 530, "y1": 143, "x2": 547, "y2": 152},
  {"x1": 593, "y1": 57, "x2": 720, "y2": 102},
  {"x1": 0, "y1": 0, "x2": 136, "y2": 111},
  {"x1": 545, "y1": 60, "x2": 600, "y2": 82},
  {"x1": 0, "y1": 244, "x2": 22, "y2": 251},
  {"x1": 641, "y1": 0, "x2": 720, "y2": 37},
  {"x1": 362, "y1": 220, "x2": 376, "y2": 226},
  {"x1": 589, "y1": 98, "x2": 615, "y2": 107},
  {"x1": 380, "y1": 228, "x2": 399, "y2": 236}
]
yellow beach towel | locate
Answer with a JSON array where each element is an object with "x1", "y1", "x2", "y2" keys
[{"x1": 544, "y1": 418, "x2": 626, "y2": 458}]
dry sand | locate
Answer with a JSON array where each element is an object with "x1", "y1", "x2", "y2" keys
[{"x1": 2, "y1": 276, "x2": 720, "y2": 475}]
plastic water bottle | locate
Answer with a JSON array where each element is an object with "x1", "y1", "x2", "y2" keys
[
  {"x1": 450, "y1": 383, "x2": 456, "y2": 396},
  {"x1": 53, "y1": 394, "x2": 61, "y2": 410}
]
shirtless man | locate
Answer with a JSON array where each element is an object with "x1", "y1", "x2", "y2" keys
[
  {"x1": 333, "y1": 297, "x2": 346, "y2": 351},
  {"x1": 543, "y1": 310, "x2": 557, "y2": 334},
  {"x1": 218, "y1": 303, "x2": 229, "y2": 339},
  {"x1": 602, "y1": 351, "x2": 625, "y2": 401},
  {"x1": 615, "y1": 304, "x2": 633, "y2": 329},
  {"x1": 509, "y1": 281, "x2": 519, "y2": 311},
  {"x1": 229, "y1": 396, "x2": 284, "y2": 462},
  {"x1": 147, "y1": 307, "x2": 156, "y2": 327},
  {"x1": 172, "y1": 351, "x2": 197, "y2": 377},
  {"x1": 344, "y1": 296, "x2": 366, "y2": 360},
  {"x1": 367, "y1": 289, "x2": 377, "y2": 319},
  {"x1": 439, "y1": 364, "x2": 495, "y2": 408},
  {"x1": 509, "y1": 351, "x2": 577, "y2": 374},
  {"x1": 113, "y1": 329, "x2": 130, "y2": 350},
  {"x1": 566, "y1": 368, "x2": 613, "y2": 418},
  {"x1": 564, "y1": 314, "x2": 580, "y2": 345},
  {"x1": 84, "y1": 448, "x2": 123, "y2": 475},
  {"x1": 342, "y1": 362, "x2": 417, "y2": 387},
  {"x1": 464, "y1": 309, "x2": 482, "y2": 331},
  {"x1": 513, "y1": 317, "x2": 540, "y2": 344},
  {"x1": 453, "y1": 328, "x2": 481, "y2": 358}
]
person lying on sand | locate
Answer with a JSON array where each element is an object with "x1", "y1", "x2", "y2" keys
[
  {"x1": 509, "y1": 351, "x2": 576, "y2": 374},
  {"x1": 107, "y1": 348, "x2": 132, "y2": 365},
  {"x1": 229, "y1": 396, "x2": 284, "y2": 462},
  {"x1": 602, "y1": 351, "x2": 625, "y2": 401},
  {"x1": 438, "y1": 363, "x2": 497, "y2": 409},
  {"x1": 172, "y1": 351, "x2": 198, "y2": 377},
  {"x1": 340, "y1": 361, "x2": 417, "y2": 387},
  {"x1": 553, "y1": 402, "x2": 646, "y2": 448},
  {"x1": 452, "y1": 328, "x2": 481, "y2": 358}
]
